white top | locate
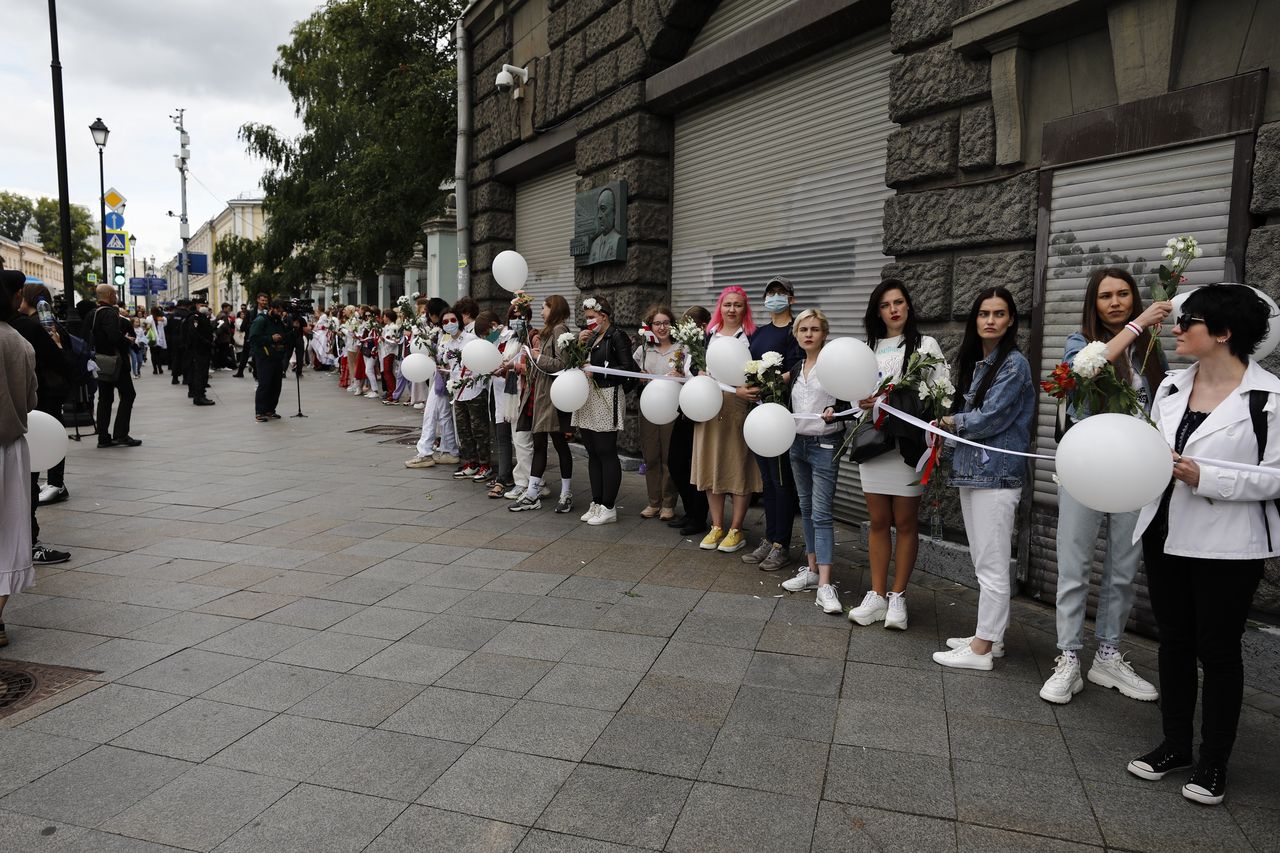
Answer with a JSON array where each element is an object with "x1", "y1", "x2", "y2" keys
[
  {"x1": 792, "y1": 361, "x2": 841, "y2": 437},
  {"x1": 873, "y1": 334, "x2": 947, "y2": 385},
  {"x1": 634, "y1": 342, "x2": 676, "y2": 375}
]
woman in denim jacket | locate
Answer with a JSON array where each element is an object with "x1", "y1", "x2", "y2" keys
[
  {"x1": 1042, "y1": 268, "x2": 1171, "y2": 706},
  {"x1": 932, "y1": 287, "x2": 1036, "y2": 671}
]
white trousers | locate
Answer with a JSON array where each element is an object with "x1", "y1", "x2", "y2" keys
[
  {"x1": 513, "y1": 428, "x2": 533, "y2": 491},
  {"x1": 958, "y1": 486, "x2": 1020, "y2": 643},
  {"x1": 416, "y1": 391, "x2": 458, "y2": 456}
]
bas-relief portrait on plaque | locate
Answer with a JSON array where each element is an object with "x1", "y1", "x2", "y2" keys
[{"x1": 570, "y1": 181, "x2": 627, "y2": 267}]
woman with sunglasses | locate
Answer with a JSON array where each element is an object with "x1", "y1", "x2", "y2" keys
[
  {"x1": 1042, "y1": 268, "x2": 1171, "y2": 706},
  {"x1": 1126, "y1": 284, "x2": 1279, "y2": 806},
  {"x1": 932, "y1": 287, "x2": 1035, "y2": 671}
]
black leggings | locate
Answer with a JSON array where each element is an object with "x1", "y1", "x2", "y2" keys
[
  {"x1": 668, "y1": 416, "x2": 708, "y2": 524},
  {"x1": 580, "y1": 429, "x2": 621, "y2": 509},
  {"x1": 1143, "y1": 538, "x2": 1264, "y2": 766},
  {"x1": 531, "y1": 431, "x2": 573, "y2": 481}
]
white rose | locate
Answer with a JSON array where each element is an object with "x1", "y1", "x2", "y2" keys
[
  {"x1": 918, "y1": 384, "x2": 930, "y2": 401},
  {"x1": 1071, "y1": 340, "x2": 1109, "y2": 379},
  {"x1": 557, "y1": 331, "x2": 575, "y2": 349},
  {"x1": 1166, "y1": 238, "x2": 1178, "y2": 248},
  {"x1": 1193, "y1": 246, "x2": 1203, "y2": 258},
  {"x1": 761, "y1": 351, "x2": 783, "y2": 368},
  {"x1": 1162, "y1": 247, "x2": 1175, "y2": 259},
  {"x1": 1175, "y1": 239, "x2": 1186, "y2": 251}
]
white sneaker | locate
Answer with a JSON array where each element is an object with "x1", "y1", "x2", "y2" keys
[
  {"x1": 1039, "y1": 655, "x2": 1084, "y2": 704},
  {"x1": 848, "y1": 591, "x2": 887, "y2": 626},
  {"x1": 781, "y1": 567, "x2": 819, "y2": 592},
  {"x1": 815, "y1": 584, "x2": 842, "y2": 614},
  {"x1": 503, "y1": 486, "x2": 523, "y2": 500},
  {"x1": 884, "y1": 592, "x2": 908, "y2": 630},
  {"x1": 932, "y1": 644, "x2": 994, "y2": 671},
  {"x1": 945, "y1": 636, "x2": 1006, "y2": 658},
  {"x1": 1087, "y1": 653, "x2": 1159, "y2": 702},
  {"x1": 404, "y1": 454, "x2": 436, "y2": 469},
  {"x1": 413, "y1": 402, "x2": 425, "y2": 409},
  {"x1": 587, "y1": 506, "x2": 617, "y2": 525},
  {"x1": 434, "y1": 452, "x2": 460, "y2": 465},
  {"x1": 363, "y1": 391, "x2": 379, "y2": 399},
  {"x1": 580, "y1": 503, "x2": 600, "y2": 522}
]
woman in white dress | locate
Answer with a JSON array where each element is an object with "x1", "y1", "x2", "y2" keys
[
  {"x1": 848, "y1": 278, "x2": 947, "y2": 631},
  {"x1": 0, "y1": 269, "x2": 39, "y2": 648}
]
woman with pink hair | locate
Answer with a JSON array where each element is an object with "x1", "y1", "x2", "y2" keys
[{"x1": 692, "y1": 286, "x2": 762, "y2": 553}]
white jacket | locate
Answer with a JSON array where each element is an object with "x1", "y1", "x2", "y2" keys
[{"x1": 1134, "y1": 360, "x2": 1280, "y2": 559}]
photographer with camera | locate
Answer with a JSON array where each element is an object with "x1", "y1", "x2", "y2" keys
[{"x1": 248, "y1": 299, "x2": 297, "y2": 422}]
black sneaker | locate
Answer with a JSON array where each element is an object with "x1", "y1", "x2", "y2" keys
[
  {"x1": 1127, "y1": 743, "x2": 1193, "y2": 781},
  {"x1": 32, "y1": 543, "x2": 71, "y2": 565},
  {"x1": 1182, "y1": 762, "x2": 1227, "y2": 805},
  {"x1": 115, "y1": 437, "x2": 142, "y2": 447},
  {"x1": 508, "y1": 495, "x2": 541, "y2": 512},
  {"x1": 554, "y1": 495, "x2": 574, "y2": 514}
]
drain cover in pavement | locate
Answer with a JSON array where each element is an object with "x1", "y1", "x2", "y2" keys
[
  {"x1": 382, "y1": 434, "x2": 423, "y2": 446},
  {"x1": 349, "y1": 425, "x2": 417, "y2": 436},
  {"x1": 0, "y1": 661, "x2": 100, "y2": 720}
]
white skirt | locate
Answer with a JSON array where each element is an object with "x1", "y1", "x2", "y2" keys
[
  {"x1": 857, "y1": 451, "x2": 924, "y2": 498},
  {"x1": 1, "y1": 438, "x2": 35, "y2": 596}
]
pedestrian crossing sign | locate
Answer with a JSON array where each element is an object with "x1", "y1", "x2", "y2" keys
[{"x1": 105, "y1": 229, "x2": 129, "y2": 254}]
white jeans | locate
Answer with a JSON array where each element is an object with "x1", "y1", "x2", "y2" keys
[
  {"x1": 959, "y1": 486, "x2": 1020, "y2": 643},
  {"x1": 513, "y1": 429, "x2": 532, "y2": 491},
  {"x1": 415, "y1": 391, "x2": 458, "y2": 456}
]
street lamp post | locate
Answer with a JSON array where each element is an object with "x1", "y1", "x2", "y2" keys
[{"x1": 89, "y1": 117, "x2": 109, "y2": 287}]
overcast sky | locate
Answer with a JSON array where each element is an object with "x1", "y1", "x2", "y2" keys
[{"x1": 1, "y1": 0, "x2": 321, "y2": 266}]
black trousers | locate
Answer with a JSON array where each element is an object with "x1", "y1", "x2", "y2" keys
[
  {"x1": 96, "y1": 372, "x2": 135, "y2": 442},
  {"x1": 188, "y1": 351, "x2": 210, "y2": 400},
  {"x1": 1142, "y1": 538, "x2": 1264, "y2": 766},
  {"x1": 531, "y1": 431, "x2": 573, "y2": 481},
  {"x1": 169, "y1": 345, "x2": 185, "y2": 382},
  {"x1": 254, "y1": 355, "x2": 285, "y2": 415},
  {"x1": 668, "y1": 416, "x2": 708, "y2": 525},
  {"x1": 235, "y1": 342, "x2": 252, "y2": 373},
  {"x1": 580, "y1": 429, "x2": 622, "y2": 508}
]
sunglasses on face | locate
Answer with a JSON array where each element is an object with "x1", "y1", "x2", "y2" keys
[{"x1": 1175, "y1": 314, "x2": 1205, "y2": 329}]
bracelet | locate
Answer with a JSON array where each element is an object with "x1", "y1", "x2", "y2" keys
[{"x1": 1125, "y1": 322, "x2": 1143, "y2": 337}]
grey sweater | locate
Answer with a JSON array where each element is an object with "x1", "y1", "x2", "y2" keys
[{"x1": 0, "y1": 322, "x2": 38, "y2": 445}]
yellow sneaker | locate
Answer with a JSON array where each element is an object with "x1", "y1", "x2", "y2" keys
[
  {"x1": 699, "y1": 526, "x2": 725, "y2": 550},
  {"x1": 718, "y1": 528, "x2": 747, "y2": 553}
]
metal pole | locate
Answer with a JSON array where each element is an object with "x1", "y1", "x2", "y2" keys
[
  {"x1": 98, "y1": 146, "x2": 108, "y2": 284},
  {"x1": 174, "y1": 109, "x2": 190, "y2": 300},
  {"x1": 47, "y1": 0, "x2": 76, "y2": 313}
]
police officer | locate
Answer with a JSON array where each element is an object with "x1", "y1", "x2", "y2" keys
[
  {"x1": 167, "y1": 299, "x2": 190, "y2": 386},
  {"x1": 182, "y1": 297, "x2": 216, "y2": 406}
]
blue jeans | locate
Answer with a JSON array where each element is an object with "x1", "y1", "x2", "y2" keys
[
  {"x1": 1054, "y1": 485, "x2": 1142, "y2": 651},
  {"x1": 789, "y1": 435, "x2": 839, "y2": 565}
]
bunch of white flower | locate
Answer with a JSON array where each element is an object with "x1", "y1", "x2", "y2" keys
[
  {"x1": 760, "y1": 351, "x2": 784, "y2": 368},
  {"x1": 1163, "y1": 235, "x2": 1203, "y2": 260},
  {"x1": 742, "y1": 359, "x2": 762, "y2": 378},
  {"x1": 557, "y1": 331, "x2": 577, "y2": 349},
  {"x1": 1072, "y1": 340, "x2": 1110, "y2": 379}
]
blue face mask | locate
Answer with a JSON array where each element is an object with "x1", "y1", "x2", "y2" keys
[
  {"x1": 764, "y1": 294, "x2": 790, "y2": 314},
  {"x1": 443, "y1": 322, "x2": 459, "y2": 336},
  {"x1": 486, "y1": 329, "x2": 501, "y2": 343}
]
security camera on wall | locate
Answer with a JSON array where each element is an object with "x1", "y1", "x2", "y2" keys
[{"x1": 496, "y1": 64, "x2": 529, "y2": 99}]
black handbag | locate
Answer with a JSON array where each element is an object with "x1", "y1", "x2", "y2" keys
[
  {"x1": 88, "y1": 309, "x2": 123, "y2": 381},
  {"x1": 849, "y1": 420, "x2": 894, "y2": 463}
]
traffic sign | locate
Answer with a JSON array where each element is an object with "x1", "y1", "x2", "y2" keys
[
  {"x1": 87, "y1": 272, "x2": 98, "y2": 284},
  {"x1": 103, "y1": 187, "x2": 126, "y2": 211},
  {"x1": 104, "y1": 211, "x2": 125, "y2": 230},
  {"x1": 105, "y1": 231, "x2": 128, "y2": 253}
]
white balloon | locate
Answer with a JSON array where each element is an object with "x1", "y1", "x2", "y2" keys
[
  {"x1": 706, "y1": 336, "x2": 752, "y2": 387},
  {"x1": 491, "y1": 250, "x2": 529, "y2": 293},
  {"x1": 400, "y1": 352, "x2": 437, "y2": 383},
  {"x1": 815, "y1": 337, "x2": 879, "y2": 402},
  {"x1": 26, "y1": 410, "x2": 68, "y2": 473},
  {"x1": 679, "y1": 375, "x2": 724, "y2": 422},
  {"x1": 1055, "y1": 413, "x2": 1172, "y2": 513},
  {"x1": 550, "y1": 368, "x2": 590, "y2": 412},
  {"x1": 1172, "y1": 285, "x2": 1280, "y2": 360},
  {"x1": 639, "y1": 379, "x2": 681, "y2": 425},
  {"x1": 743, "y1": 402, "x2": 797, "y2": 457},
  {"x1": 461, "y1": 339, "x2": 502, "y2": 374}
]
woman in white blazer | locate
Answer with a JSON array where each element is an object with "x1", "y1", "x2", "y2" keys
[{"x1": 1126, "y1": 284, "x2": 1279, "y2": 807}]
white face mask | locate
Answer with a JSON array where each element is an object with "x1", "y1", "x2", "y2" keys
[
  {"x1": 443, "y1": 322, "x2": 459, "y2": 335},
  {"x1": 764, "y1": 294, "x2": 790, "y2": 313}
]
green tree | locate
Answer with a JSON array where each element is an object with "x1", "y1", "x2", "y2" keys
[
  {"x1": 31, "y1": 198, "x2": 100, "y2": 299},
  {"x1": 214, "y1": 233, "x2": 277, "y2": 297},
  {"x1": 0, "y1": 191, "x2": 35, "y2": 241},
  {"x1": 241, "y1": 0, "x2": 461, "y2": 290}
]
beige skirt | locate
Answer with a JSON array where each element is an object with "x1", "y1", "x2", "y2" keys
[
  {"x1": 1, "y1": 438, "x2": 35, "y2": 596},
  {"x1": 692, "y1": 392, "x2": 763, "y2": 495}
]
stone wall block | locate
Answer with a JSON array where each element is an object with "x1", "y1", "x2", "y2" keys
[
  {"x1": 880, "y1": 258, "x2": 953, "y2": 320},
  {"x1": 636, "y1": 0, "x2": 696, "y2": 63},
  {"x1": 1251, "y1": 122, "x2": 1280, "y2": 216},
  {"x1": 583, "y1": 1, "x2": 633, "y2": 61},
  {"x1": 473, "y1": 21, "x2": 511, "y2": 71},
  {"x1": 471, "y1": 182, "x2": 515, "y2": 215},
  {"x1": 952, "y1": 250, "x2": 1036, "y2": 319},
  {"x1": 1246, "y1": 225, "x2": 1280, "y2": 298},
  {"x1": 562, "y1": 0, "x2": 617, "y2": 36},
  {"x1": 548, "y1": 4, "x2": 570, "y2": 47},
  {"x1": 615, "y1": 113, "x2": 671, "y2": 158},
  {"x1": 889, "y1": 43, "x2": 990, "y2": 123},
  {"x1": 883, "y1": 171, "x2": 1038, "y2": 255},
  {"x1": 958, "y1": 102, "x2": 996, "y2": 171},
  {"x1": 627, "y1": 199, "x2": 671, "y2": 243},
  {"x1": 578, "y1": 81, "x2": 645, "y2": 135},
  {"x1": 890, "y1": 0, "x2": 963, "y2": 52},
  {"x1": 578, "y1": 277, "x2": 670, "y2": 326},
  {"x1": 470, "y1": 242, "x2": 504, "y2": 272},
  {"x1": 582, "y1": 156, "x2": 672, "y2": 202},
  {"x1": 615, "y1": 35, "x2": 649, "y2": 80},
  {"x1": 470, "y1": 211, "x2": 516, "y2": 244},
  {"x1": 584, "y1": 244, "x2": 670, "y2": 288},
  {"x1": 577, "y1": 125, "x2": 619, "y2": 173},
  {"x1": 886, "y1": 115, "x2": 958, "y2": 187}
]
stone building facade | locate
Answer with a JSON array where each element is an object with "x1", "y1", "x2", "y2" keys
[{"x1": 460, "y1": 0, "x2": 1280, "y2": 616}]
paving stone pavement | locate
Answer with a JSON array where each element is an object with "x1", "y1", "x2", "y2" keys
[{"x1": 2, "y1": 367, "x2": 1278, "y2": 852}]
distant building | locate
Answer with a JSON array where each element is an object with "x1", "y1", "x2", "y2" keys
[
  {"x1": 0, "y1": 234, "x2": 66, "y2": 298},
  {"x1": 163, "y1": 197, "x2": 266, "y2": 307}
]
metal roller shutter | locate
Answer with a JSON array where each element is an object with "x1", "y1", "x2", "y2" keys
[
  {"x1": 688, "y1": 0, "x2": 801, "y2": 52},
  {"x1": 515, "y1": 162, "x2": 578, "y2": 312},
  {"x1": 1026, "y1": 138, "x2": 1236, "y2": 628},
  {"x1": 670, "y1": 30, "x2": 894, "y2": 521}
]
